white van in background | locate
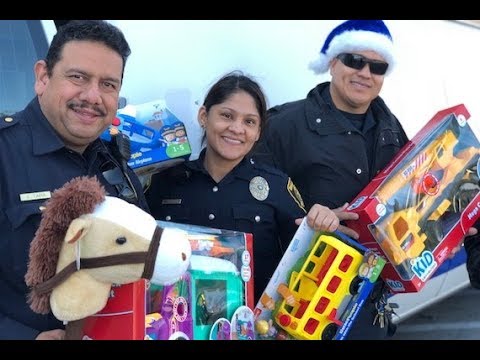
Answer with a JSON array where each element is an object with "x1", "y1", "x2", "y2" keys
[{"x1": 1, "y1": 19, "x2": 478, "y2": 324}]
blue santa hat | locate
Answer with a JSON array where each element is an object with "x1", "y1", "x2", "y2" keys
[{"x1": 309, "y1": 20, "x2": 395, "y2": 76}]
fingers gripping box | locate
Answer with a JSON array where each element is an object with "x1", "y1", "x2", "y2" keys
[
  {"x1": 345, "y1": 104, "x2": 480, "y2": 293},
  {"x1": 253, "y1": 219, "x2": 386, "y2": 340},
  {"x1": 82, "y1": 222, "x2": 254, "y2": 340}
]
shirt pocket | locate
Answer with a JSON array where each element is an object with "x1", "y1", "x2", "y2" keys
[
  {"x1": 154, "y1": 204, "x2": 191, "y2": 223},
  {"x1": 233, "y1": 202, "x2": 274, "y2": 223},
  {"x1": 232, "y1": 203, "x2": 275, "y2": 246},
  {"x1": 5, "y1": 202, "x2": 43, "y2": 230},
  {"x1": 376, "y1": 130, "x2": 404, "y2": 169},
  {"x1": 378, "y1": 130, "x2": 403, "y2": 148},
  {"x1": 4, "y1": 202, "x2": 44, "y2": 280}
]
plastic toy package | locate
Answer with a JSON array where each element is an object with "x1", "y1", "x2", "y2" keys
[
  {"x1": 100, "y1": 99, "x2": 192, "y2": 177},
  {"x1": 345, "y1": 104, "x2": 480, "y2": 293},
  {"x1": 253, "y1": 219, "x2": 386, "y2": 340},
  {"x1": 82, "y1": 221, "x2": 254, "y2": 340}
]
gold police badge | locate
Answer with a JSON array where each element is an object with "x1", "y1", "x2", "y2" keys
[{"x1": 249, "y1": 176, "x2": 269, "y2": 201}]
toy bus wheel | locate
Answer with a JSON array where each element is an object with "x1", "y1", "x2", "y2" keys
[
  {"x1": 349, "y1": 276, "x2": 363, "y2": 295},
  {"x1": 321, "y1": 323, "x2": 338, "y2": 340}
]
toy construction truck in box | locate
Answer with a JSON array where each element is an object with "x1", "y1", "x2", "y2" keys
[
  {"x1": 253, "y1": 219, "x2": 385, "y2": 340},
  {"x1": 345, "y1": 104, "x2": 480, "y2": 293}
]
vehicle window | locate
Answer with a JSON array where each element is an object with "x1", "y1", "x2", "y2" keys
[{"x1": 0, "y1": 20, "x2": 49, "y2": 116}]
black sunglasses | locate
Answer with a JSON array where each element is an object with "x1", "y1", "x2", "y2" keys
[{"x1": 336, "y1": 53, "x2": 389, "y2": 76}]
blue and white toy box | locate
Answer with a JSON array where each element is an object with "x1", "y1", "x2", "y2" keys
[
  {"x1": 101, "y1": 99, "x2": 192, "y2": 177},
  {"x1": 253, "y1": 219, "x2": 386, "y2": 340}
]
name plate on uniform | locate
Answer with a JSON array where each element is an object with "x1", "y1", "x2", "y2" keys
[{"x1": 20, "y1": 191, "x2": 51, "y2": 202}]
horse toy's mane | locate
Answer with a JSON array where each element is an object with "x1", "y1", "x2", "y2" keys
[
  {"x1": 25, "y1": 176, "x2": 191, "y2": 339},
  {"x1": 25, "y1": 176, "x2": 105, "y2": 314}
]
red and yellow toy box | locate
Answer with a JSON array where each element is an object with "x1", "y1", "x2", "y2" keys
[
  {"x1": 345, "y1": 104, "x2": 480, "y2": 293},
  {"x1": 82, "y1": 221, "x2": 254, "y2": 340}
]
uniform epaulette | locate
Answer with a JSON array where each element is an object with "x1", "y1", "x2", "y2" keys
[
  {"x1": 251, "y1": 158, "x2": 285, "y2": 178},
  {"x1": 160, "y1": 163, "x2": 191, "y2": 184},
  {"x1": 0, "y1": 115, "x2": 18, "y2": 130}
]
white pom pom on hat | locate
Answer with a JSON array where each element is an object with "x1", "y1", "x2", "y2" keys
[{"x1": 309, "y1": 20, "x2": 395, "y2": 76}]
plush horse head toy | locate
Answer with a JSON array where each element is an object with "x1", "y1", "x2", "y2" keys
[{"x1": 25, "y1": 176, "x2": 191, "y2": 339}]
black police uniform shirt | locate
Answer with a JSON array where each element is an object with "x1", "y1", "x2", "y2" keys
[
  {"x1": 253, "y1": 82, "x2": 409, "y2": 339},
  {"x1": 0, "y1": 98, "x2": 148, "y2": 339},
  {"x1": 145, "y1": 148, "x2": 306, "y2": 304}
]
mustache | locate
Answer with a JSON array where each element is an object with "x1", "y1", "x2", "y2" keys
[{"x1": 68, "y1": 101, "x2": 106, "y2": 117}]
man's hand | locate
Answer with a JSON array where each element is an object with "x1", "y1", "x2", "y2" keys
[
  {"x1": 35, "y1": 329, "x2": 65, "y2": 340},
  {"x1": 295, "y1": 203, "x2": 339, "y2": 232},
  {"x1": 448, "y1": 227, "x2": 478, "y2": 259}
]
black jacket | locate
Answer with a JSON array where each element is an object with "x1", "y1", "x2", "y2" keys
[{"x1": 465, "y1": 234, "x2": 480, "y2": 289}]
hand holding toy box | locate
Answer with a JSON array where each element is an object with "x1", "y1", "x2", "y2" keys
[
  {"x1": 101, "y1": 99, "x2": 192, "y2": 178},
  {"x1": 82, "y1": 221, "x2": 254, "y2": 340},
  {"x1": 253, "y1": 218, "x2": 386, "y2": 340},
  {"x1": 345, "y1": 104, "x2": 480, "y2": 293}
]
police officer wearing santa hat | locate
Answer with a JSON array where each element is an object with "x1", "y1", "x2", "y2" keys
[{"x1": 254, "y1": 20, "x2": 407, "y2": 339}]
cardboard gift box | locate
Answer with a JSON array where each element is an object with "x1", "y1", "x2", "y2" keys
[
  {"x1": 82, "y1": 221, "x2": 254, "y2": 340},
  {"x1": 101, "y1": 99, "x2": 192, "y2": 178},
  {"x1": 253, "y1": 219, "x2": 386, "y2": 340},
  {"x1": 345, "y1": 104, "x2": 480, "y2": 293}
]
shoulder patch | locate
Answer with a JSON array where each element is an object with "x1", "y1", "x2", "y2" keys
[
  {"x1": 287, "y1": 178, "x2": 305, "y2": 211},
  {"x1": 0, "y1": 116, "x2": 19, "y2": 130}
]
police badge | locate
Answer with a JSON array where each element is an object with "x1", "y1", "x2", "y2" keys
[{"x1": 249, "y1": 176, "x2": 269, "y2": 201}]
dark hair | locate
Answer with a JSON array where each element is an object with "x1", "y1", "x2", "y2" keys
[
  {"x1": 45, "y1": 20, "x2": 131, "y2": 81},
  {"x1": 202, "y1": 71, "x2": 268, "y2": 146}
]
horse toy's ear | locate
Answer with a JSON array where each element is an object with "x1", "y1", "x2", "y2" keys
[{"x1": 65, "y1": 218, "x2": 91, "y2": 244}]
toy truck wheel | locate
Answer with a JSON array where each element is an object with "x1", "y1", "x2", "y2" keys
[
  {"x1": 321, "y1": 323, "x2": 338, "y2": 340},
  {"x1": 424, "y1": 219, "x2": 444, "y2": 248},
  {"x1": 451, "y1": 178, "x2": 480, "y2": 213},
  {"x1": 349, "y1": 276, "x2": 363, "y2": 295}
]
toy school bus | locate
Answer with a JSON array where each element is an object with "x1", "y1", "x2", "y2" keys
[
  {"x1": 273, "y1": 234, "x2": 365, "y2": 340},
  {"x1": 372, "y1": 127, "x2": 480, "y2": 270},
  {"x1": 146, "y1": 255, "x2": 244, "y2": 340}
]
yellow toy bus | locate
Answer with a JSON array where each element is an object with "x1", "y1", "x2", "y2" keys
[{"x1": 273, "y1": 234, "x2": 364, "y2": 340}]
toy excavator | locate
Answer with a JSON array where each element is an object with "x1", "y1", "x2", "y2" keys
[{"x1": 371, "y1": 126, "x2": 480, "y2": 275}]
